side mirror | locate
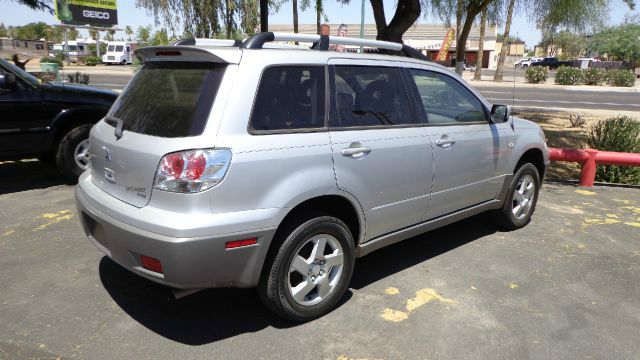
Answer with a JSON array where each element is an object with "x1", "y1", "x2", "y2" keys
[
  {"x1": 0, "y1": 73, "x2": 16, "y2": 90},
  {"x1": 490, "y1": 104, "x2": 510, "y2": 123}
]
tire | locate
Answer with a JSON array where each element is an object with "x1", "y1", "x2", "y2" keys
[
  {"x1": 523, "y1": 64, "x2": 529, "y2": 68},
  {"x1": 55, "y1": 124, "x2": 93, "y2": 182},
  {"x1": 258, "y1": 214, "x2": 355, "y2": 322},
  {"x1": 492, "y1": 163, "x2": 540, "y2": 230},
  {"x1": 121, "y1": 60, "x2": 126, "y2": 65}
]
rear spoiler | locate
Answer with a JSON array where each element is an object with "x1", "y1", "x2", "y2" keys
[{"x1": 135, "y1": 45, "x2": 241, "y2": 64}]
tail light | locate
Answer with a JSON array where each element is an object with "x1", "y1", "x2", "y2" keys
[{"x1": 153, "y1": 149, "x2": 231, "y2": 193}]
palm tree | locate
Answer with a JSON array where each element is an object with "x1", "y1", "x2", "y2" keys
[
  {"x1": 125, "y1": 26, "x2": 133, "y2": 41},
  {"x1": 494, "y1": 0, "x2": 516, "y2": 81},
  {"x1": 474, "y1": 9, "x2": 487, "y2": 80}
]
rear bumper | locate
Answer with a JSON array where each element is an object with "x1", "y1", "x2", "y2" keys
[{"x1": 75, "y1": 173, "x2": 279, "y2": 289}]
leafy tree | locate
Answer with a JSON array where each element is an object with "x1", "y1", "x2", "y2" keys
[
  {"x1": 15, "y1": 22, "x2": 50, "y2": 40},
  {"x1": 135, "y1": 0, "x2": 260, "y2": 39},
  {"x1": 0, "y1": 23, "x2": 7, "y2": 37},
  {"x1": 136, "y1": 25, "x2": 152, "y2": 47},
  {"x1": 6, "y1": 0, "x2": 53, "y2": 12},
  {"x1": 589, "y1": 23, "x2": 640, "y2": 61},
  {"x1": 150, "y1": 28, "x2": 170, "y2": 45}
]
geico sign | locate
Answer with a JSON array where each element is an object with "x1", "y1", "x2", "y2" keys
[{"x1": 83, "y1": 10, "x2": 110, "y2": 19}]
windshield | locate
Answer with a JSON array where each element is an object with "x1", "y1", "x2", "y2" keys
[
  {"x1": 0, "y1": 59, "x2": 41, "y2": 87},
  {"x1": 105, "y1": 62, "x2": 226, "y2": 138}
]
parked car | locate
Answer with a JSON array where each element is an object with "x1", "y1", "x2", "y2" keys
[
  {"x1": 518, "y1": 57, "x2": 543, "y2": 68},
  {"x1": 76, "y1": 33, "x2": 549, "y2": 321},
  {"x1": 0, "y1": 58, "x2": 118, "y2": 180},
  {"x1": 531, "y1": 57, "x2": 573, "y2": 70},
  {"x1": 514, "y1": 57, "x2": 531, "y2": 68}
]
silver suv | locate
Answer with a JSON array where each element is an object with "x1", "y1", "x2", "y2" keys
[{"x1": 76, "y1": 33, "x2": 549, "y2": 321}]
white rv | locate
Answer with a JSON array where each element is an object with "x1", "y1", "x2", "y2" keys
[
  {"x1": 52, "y1": 40, "x2": 91, "y2": 62},
  {"x1": 102, "y1": 41, "x2": 137, "y2": 65}
]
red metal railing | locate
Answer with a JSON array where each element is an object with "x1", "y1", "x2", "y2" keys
[{"x1": 549, "y1": 148, "x2": 640, "y2": 186}]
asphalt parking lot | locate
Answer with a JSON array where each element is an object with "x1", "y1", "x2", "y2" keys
[{"x1": 1, "y1": 160, "x2": 639, "y2": 360}]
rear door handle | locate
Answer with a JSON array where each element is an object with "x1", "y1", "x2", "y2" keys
[
  {"x1": 341, "y1": 147, "x2": 371, "y2": 157},
  {"x1": 435, "y1": 137, "x2": 456, "y2": 147}
]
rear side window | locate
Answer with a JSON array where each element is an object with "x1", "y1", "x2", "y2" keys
[
  {"x1": 250, "y1": 66, "x2": 325, "y2": 131},
  {"x1": 330, "y1": 66, "x2": 415, "y2": 127},
  {"x1": 409, "y1": 69, "x2": 486, "y2": 124},
  {"x1": 108, "y1": 45, "x2": 115, "y2": 52},
  {"x1": 106, "y1": 62, "x2": 225, "y2": 138},
  {"x1": 115, "y1": 45, "x2": 124, "y2": 52}
]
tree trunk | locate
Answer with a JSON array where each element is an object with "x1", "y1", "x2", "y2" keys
[
  {"x1": 494, "y1": 0, "x2": 515, "y2": 81},
  {"x1": 455, "y1": 0, "x2": 492, "y2": 75},
  {"x1": 316, "y1": 0, "x2": 321, "y2": 34},
  {"x1": 456, "y1": 0, "x2": 462, "y2": 38},
  {"x1": 226, "y1": 0, "x2": 233, "y2": 38},
  {"x1": 474, "y1": 9, "x2": 487, "y2": 81},
  {"x1": 293, "y1": 0, "x2": 299, "y2": 33},
  {"x1": 370, "y1": 0, "x2": 420, "y2": 43}
]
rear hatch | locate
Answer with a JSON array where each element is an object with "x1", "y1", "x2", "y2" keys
[{"x1": 90, "y1": 54, "x2": 229, "y2": 207}]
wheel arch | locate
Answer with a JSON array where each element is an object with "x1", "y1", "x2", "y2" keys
[
  {"x1": 514, "y1": 147, "x2": 546, "y2": 180},
  {"x1": 47, "y1": 106, "x2": 109, "y2": 151},
  {"x1": 253, "y1": 193, "x2": 365, "y2": 287}
]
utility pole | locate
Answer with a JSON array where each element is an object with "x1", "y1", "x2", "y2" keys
[{"x1": 64, "y1": 25, "x2": 69, "y2": 65}]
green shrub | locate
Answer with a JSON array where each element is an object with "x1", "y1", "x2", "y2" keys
[
  {"x1": 525, "y1": 66, "x2": 548, "y2": 84},
  {"x1": 40, "y1": 56, "x2": 63, "y2": 69},
  {"x1": 84, "y1": 56, "x2": 102, "y2": 66},
  {"x1": 584, "y1": 68, "x2": 607, "y2": 85},
  {"x1": 554, "y1": 66, "x2": 584, "y2": 85},
  {"x1": 585, "y1": 116, "x2": 640, "y2": 184},
  {"x1": 606, "y1": 70, "x2": 636, "y2": 87}
]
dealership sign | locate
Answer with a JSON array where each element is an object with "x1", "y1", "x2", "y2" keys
[{"x1": 55, "y1": 0, "x2": 118, "y2": 26}]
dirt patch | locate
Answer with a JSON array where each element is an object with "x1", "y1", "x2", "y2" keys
[{"x1": 512, "y1": 108, "x2": 640, "y2": 181}]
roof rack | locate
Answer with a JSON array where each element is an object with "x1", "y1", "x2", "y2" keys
[
  {"x1": 171, "y1": 32, "x2": 430, "y2": 62},
  {"x1": 242, "y1": 32, "x2": 429, "y2": 62}
]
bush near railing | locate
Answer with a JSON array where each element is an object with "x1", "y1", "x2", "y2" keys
[
  {"x1": 586, "y1": 116, "x2": 640, "y2": 184},
  {"x1": 84, "y1": 56, "x2": 102, "y2": 66},
  {"x1": 555, "y1": 66, "x2": 585, "y2": 85},
  {"x1": 525, "y1": 66, "x2": 548, "y2": 84},
  {"x1": 606, "y1": 69, "x2": 636, "y2": 87},
  {"x1": 584, "y1": 68, "x2": 607, "y2": 85}
]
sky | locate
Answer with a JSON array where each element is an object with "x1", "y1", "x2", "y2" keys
[{"x1": 1, "y1": 0, "x2": 637, "y2": 48}]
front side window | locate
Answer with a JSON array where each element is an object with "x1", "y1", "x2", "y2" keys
[
  {"x1": 330, "y1": 65, "x2": 415, "y2": 128},
  {"x1": 250, "y1": 66, "x2": 325, "y2": 131},
  {"x1": 409, "y1": 69, "x2": 486, "y2": 124}
]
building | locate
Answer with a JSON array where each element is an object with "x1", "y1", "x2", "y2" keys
[{"x1": 268, "y1": 23, "x2": 499, "y2": 68}]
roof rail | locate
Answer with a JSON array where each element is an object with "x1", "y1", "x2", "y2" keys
[{"x1": 240, "y1": 32, "x2": 429, "y2": 62}]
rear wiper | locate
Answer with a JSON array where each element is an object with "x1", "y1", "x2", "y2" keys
[{"x1": 105, "y1": 116, "x2": 125, "y2": 140}]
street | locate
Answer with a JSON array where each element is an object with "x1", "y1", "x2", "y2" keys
[
  {"x1": 83, "y1": 67, "x2": 639, "y2": 112},
  {"x1": 1, "y1": 162, "x2": 639, "y2": 359}
]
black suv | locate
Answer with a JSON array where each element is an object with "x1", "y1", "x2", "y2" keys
[{"x1": 0, "y1": 59, "x2": 117, "y2": 180}]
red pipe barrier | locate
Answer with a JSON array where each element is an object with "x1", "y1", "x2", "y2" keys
[{"x1": 549, "y1": 147, "x2": 640, "y2": 187}]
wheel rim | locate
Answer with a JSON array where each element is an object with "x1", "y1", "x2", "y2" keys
[
  {"x1": 74, "y1": 139, "x2": 91, "y2": 170},
  {"x1": 512, "y1": 174, "x2": 536, "y2": 220},
  {"x1": 287, "y1": 234, "x2": 344, "y2": 306}
]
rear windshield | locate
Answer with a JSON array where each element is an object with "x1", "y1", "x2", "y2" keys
[{"x1": 106, "y1": 62, "x2": 225, "y2": 138}]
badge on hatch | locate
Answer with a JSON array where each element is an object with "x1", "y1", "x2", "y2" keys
[{"x1": 104, "y1": 168, "x2": 116, "y2": 184}]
